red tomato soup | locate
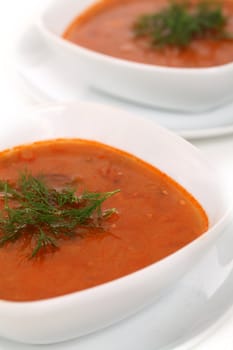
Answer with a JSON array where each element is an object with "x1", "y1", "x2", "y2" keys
[
  {"x1": 0, "y1": 140, "x2": 208, "y2": 301},
  {"x1": 63, "y1": 0, "x2": 233, "y2": 68}
]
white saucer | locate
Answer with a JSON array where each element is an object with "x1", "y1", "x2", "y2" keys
[
  {"x1": 16, "y1": 25, "x2": 233, "y2": 141},
  {"x1": 1, "y1": 217, "x2": 233, "y2": 349}
]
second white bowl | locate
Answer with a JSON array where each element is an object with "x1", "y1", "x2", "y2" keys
[{"x1": 37, "y1": 0, "x2": 233, "y2": 112}]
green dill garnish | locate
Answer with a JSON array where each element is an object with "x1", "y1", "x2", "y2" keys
[
  {"x1": 133, "y1": 1, "x2": 233, "y2": 48},
  {"x1": 0, "y1": 173, "x2": 120, "y2": 257}
]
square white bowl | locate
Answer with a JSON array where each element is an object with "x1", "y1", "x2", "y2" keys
[{"x1": 0, "y1": 102, "x2": 231, "y2": 344}]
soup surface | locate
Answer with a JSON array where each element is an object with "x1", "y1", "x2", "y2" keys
[
  {"x1": 63, "y1": 0, "x2": 233, "y2": 68},
  {"x1": 0, "y1": 139, "x2": 208, "y2": 301}
]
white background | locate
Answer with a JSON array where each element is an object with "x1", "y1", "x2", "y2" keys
[{"x1": 1, "y1": 0, "x2": 233, "y2": 348}]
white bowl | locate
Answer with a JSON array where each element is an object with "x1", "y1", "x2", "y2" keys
[
  {"x1": 36, "y1": 0, "x2": 233, "y2": 113},
  {"x1": 0, "y1": 102, "x2": 231, "y2": 345}
]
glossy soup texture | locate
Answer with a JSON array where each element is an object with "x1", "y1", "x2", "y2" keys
[
  {"x1": 63, "y1": 0, "x2": 233, "y2": 68},
  {"x1": 0, "y1": 140, "x2": 208, "y2": 301}
]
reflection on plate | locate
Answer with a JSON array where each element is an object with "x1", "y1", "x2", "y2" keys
[
  {"x1": 16, "y1": 25, "x2": 233, "y2": 140},
  {"x1": 1, "y1": 219, "x2": 233, "y2": 350}
]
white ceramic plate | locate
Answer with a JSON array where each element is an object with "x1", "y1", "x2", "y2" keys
[
  {"x1": 16, "y1": 25, "x2": 233, "y2": 140},
  {"x1": 1, "y1": 219, "x2": 233, "y2": 350}
]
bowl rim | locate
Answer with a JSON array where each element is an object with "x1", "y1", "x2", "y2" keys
[
  {"x1": 37, "y1": 0, "x2": 233, "y2": 74},
  {"x1": 0, "y1": 101, "x2": 232, "y2": 308}
]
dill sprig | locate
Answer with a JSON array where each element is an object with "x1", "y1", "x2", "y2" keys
[
  {"x1": 133, "y1": 1, "x2": 233, "y2": 48},
  {"x1": 0, "y1": 173, "x2": 120, "y2": 257}
]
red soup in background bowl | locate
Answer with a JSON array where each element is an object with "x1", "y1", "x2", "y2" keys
[{"x1": 63, "y1": 0, "x2": 233, "y2": 69}]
